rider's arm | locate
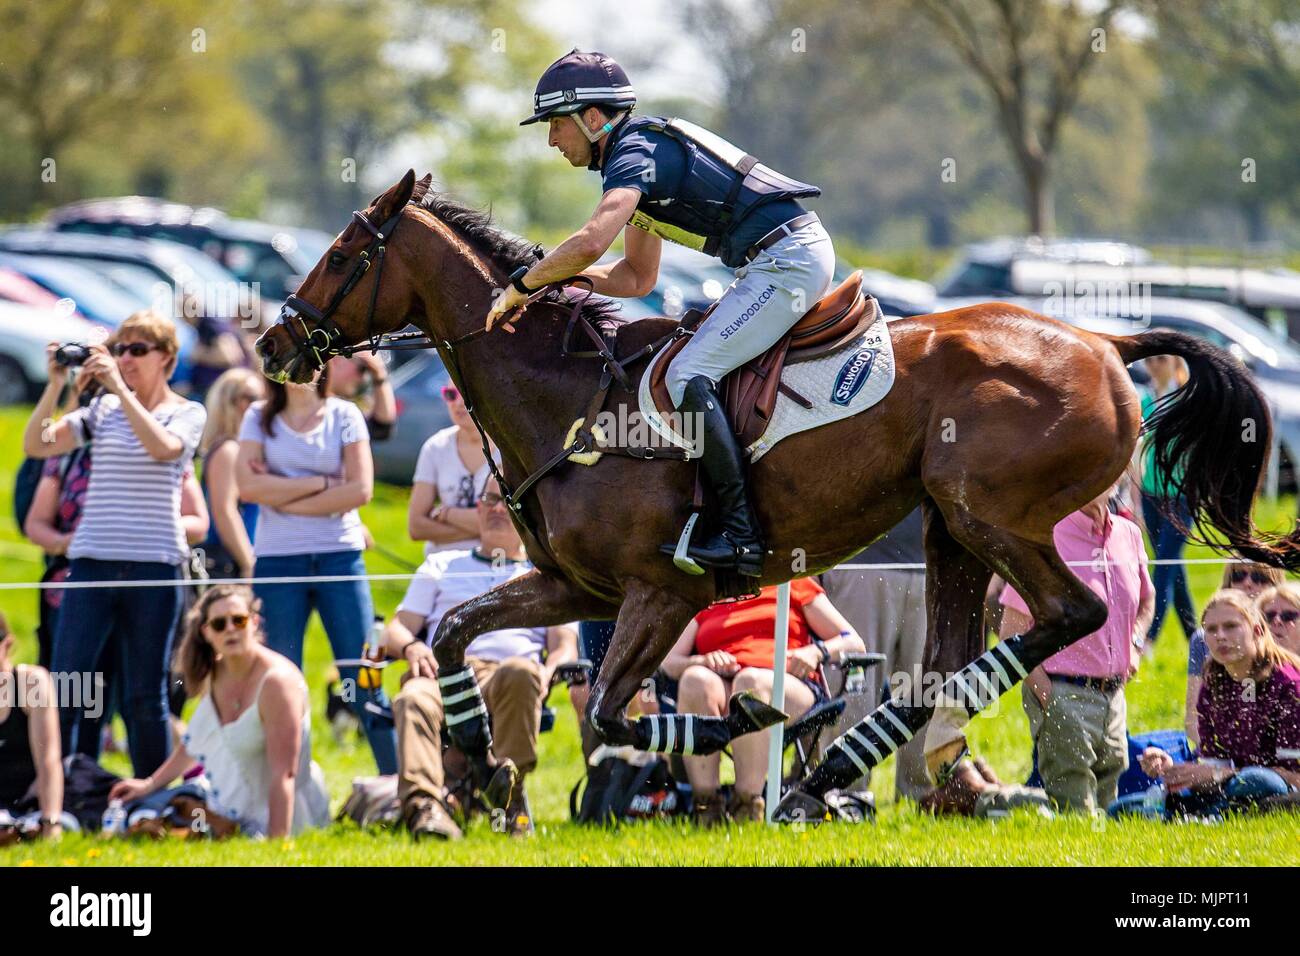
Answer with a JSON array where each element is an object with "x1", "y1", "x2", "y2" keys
[
  {"x1": 580, "y1": 222, "x2": 661, "y2": 298},
  {"x1": 517, "y1": 188, "x2": 650, "y2": 295}
]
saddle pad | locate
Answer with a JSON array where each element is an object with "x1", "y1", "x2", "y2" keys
[{"x1": 636, "y1": 310, "x2": 896, "y2": 462}]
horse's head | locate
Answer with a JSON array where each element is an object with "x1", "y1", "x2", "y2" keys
[{"x1": 255, "y1": 169, "x2": 427, "y2": 383}]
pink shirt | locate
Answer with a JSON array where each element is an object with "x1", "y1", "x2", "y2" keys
[{"x1": 1001, "y1": 510, "x2": 1153, "y2": 679}]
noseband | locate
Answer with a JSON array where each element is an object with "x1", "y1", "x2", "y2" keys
[{"x1": 278, "y1": 204, "x2": 407, "y2": 371}]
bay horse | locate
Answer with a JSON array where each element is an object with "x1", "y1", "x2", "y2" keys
[{"x1": 255, "y1": 171, "x2": 1300, "y2": 820}]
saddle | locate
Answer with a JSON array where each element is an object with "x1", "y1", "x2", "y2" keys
[{"x1": 650, "y1": 271, "x2": 878, "y2": 449}]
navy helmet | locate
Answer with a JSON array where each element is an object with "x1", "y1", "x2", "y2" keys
[{"x1": 520, "y1": 49, "x2": 636, "y2": 126}]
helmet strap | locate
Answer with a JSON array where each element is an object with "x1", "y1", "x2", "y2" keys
[{"x1": 574, "y1": 110, "x2": 627, "y2": 170}]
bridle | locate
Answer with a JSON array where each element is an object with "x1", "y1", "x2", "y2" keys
[{"x1": 278, "y1": 203, "x2": 408, "y2": 372}]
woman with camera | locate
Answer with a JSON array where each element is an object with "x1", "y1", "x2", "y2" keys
[{"x1": 23, "y1": 311, "x2": 207, "y2": 778}]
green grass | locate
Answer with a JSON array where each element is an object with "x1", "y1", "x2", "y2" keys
[{"x1": 0, "y1": 406, "x2": 1296, "y2": 866}]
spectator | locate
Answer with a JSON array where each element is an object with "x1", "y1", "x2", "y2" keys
[
  {"x1": 919, "y1": 754, "x2": 1052, "y2": 819},
  {"x1": 1259, "y1": 583, "x2": 1300, "y2": 656},
  {"x1": 199, "y1": 368, "x2": 264, "y2": 579},
  {"x1": 1185, "y1": 561, "x2": 1284, "y2": 747},
  {"x1": 327, "y1": 352, "x2": 396, "y2": 442},
  {"x1": 0, "y1": 611, "x2": 67, "y2": 842},
  {"x1": 661, "y1": 578, "x2": 864, "y2": 824},
  {"x1": 1001, "y1": 488, "x2": 1153, "y2": 814},
  {"x1": 22, "y1": 311, "x2": 207, "y2": 777},
  {"x1": 1140, "y1": 589, "x2": 1300, "y2": 817},
  {"x1": 109, "y1": 585, "x2": 330, "y2": 838},
  {"x1": 236, "y1": 366, "x2": 397, "y2": 775},
  {"x1": 819, "y1": 507, "x2": 929, "y2": 801},
  {"x1": 408, "y1": 384, "x2": 499, "y2": 556},
  {"x1": 1139, "y1": 354, "x2": 1197, "y2": 646},
  {"x1": 383, "y1": 477, "x2": 577, "y2": 839},
  {"x1": 184, "y1": 292, "x2": 249, "y2": 399}
]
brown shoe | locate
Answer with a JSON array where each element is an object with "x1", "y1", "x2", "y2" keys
[
  {"x1": 728, "y1": 791, "x2": 766, "y2": 823},
  {"x1": 502, "y1": 784, "x2": 534, "y2": 838},
  {"x1": 404, "y1": 795, "x2": 463, "y2": 841},
  {"x1": 692, "y1": 792, "x2": 728, "y2": 827},
  {"x1": 169, "y1": 795, "x2": 240, "y2": 840},
  {"x1": 918, "y1": 759, "x2": 984, "y2": 817}
]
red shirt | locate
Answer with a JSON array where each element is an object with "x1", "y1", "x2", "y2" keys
[{"x1": 692, "y1": 578, "x2": 825, "y2": 671}]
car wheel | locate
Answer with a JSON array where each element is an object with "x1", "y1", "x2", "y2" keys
[{"x1": 0, "y1": 355, "x2": 32, "y2": 405}]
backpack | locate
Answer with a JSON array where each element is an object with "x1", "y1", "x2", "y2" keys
[{"x1": 570, "y1": 746, "x2": 685, "y2": 824}]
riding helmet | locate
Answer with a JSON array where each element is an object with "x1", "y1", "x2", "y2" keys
[{"x1": 520, "y1": 49, "x2": 637, "y2": 125}]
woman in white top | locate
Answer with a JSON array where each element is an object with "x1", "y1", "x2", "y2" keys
[
  {"x1": 408, "y1": 383, "x2": 499, "y2": 556},
  {"x1": 235, "y1": 365, "x2": 397, "y2": 774},
  {"x1": 22, "y1": 310, "x2": 206, "y2": 777},
  {"x1": 109, "y1": 585, "x2": 330, "y2": 838}
]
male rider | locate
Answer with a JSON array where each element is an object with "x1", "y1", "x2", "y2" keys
[{"x1": 485, "y1": 50, "x2": 835, "y2": 578}]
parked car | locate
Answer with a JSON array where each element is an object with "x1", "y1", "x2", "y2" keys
[
  {"x1": 934, "y1": 237, "x2": 1154, "y2": 298},
  {"x1": 0, "y1": 266, "x2": 75, "y2": 314},
  {"x1": 0, "y1": 301, "x2": 110, "y2": 403},
  {"x1": 371, "y1": 350, "x2": 455, "y2": 485},
  {"x1": 47, "y1": 196, "x2": 335, "y2": 301}
]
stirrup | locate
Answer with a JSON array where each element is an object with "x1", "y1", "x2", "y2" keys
[{"x1": 670, "y1": 512, "x2": 705, "y2": 575}]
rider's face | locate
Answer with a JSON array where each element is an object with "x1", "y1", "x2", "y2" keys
[{"x1": 548, "y1": 114, "x2": 593, "y2": 167}]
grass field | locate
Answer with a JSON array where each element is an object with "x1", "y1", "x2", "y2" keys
[{"x1": 0, "y1": 406, "x2": 1295, "y2": 866}]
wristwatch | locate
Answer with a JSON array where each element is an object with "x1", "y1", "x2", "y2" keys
[
  {"x1": 508, "y1": 265, "x2": 535, "y2": 295},
  {"x1": 812, "y1": 638, "x2": 831, "y2": 664}
]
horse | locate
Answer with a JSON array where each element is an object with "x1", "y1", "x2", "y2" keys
[{"x1": 255, "y1": 170, "x2": 1300, "y2": 819}]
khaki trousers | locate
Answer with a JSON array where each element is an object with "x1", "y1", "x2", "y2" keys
[
  {"x1": 1022, "y1": 679, "x2": 1128, "y2": 814},
  {"x1": 820, "y1": 568, "x2": 930, "y2": 800},
  {"x1": 393, "y1": 655, "x2": 546, "y2": 805}
]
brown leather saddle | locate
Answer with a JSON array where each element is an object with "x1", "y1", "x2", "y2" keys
[{"x1": 649, "y1": 270, "x2": 879, "y2": 449}]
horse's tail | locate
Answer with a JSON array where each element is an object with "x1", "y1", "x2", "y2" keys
[{"x1": 1103, "y1": 328, "x2": 1300, "y2": 569}]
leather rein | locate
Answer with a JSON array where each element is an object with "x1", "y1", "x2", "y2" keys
[{"x1": 274, "y1": 196, "x2": 691, "y2": 545}]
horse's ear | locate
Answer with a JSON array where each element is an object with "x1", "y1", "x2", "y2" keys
[
  {"x1": 410, "y1": 173, "x2": 433, "y2": 206},
  {"x1": 371, "y1": 169, "x2": 418, "y2": 221}
]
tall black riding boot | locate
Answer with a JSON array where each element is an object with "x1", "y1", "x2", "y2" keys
[{"x1": 672, "y1": 375, "x2": 765, "y2": 577}]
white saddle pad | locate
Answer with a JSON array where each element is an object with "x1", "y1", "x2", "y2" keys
[{"x1": 637, "y1": 309, "x2": 897, "y2": 462}]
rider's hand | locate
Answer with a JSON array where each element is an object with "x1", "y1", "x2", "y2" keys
[
  {"x1": 83, "y1": 345, "x2": 126, "y2": 396},
  {"x1": 485, "y1": 286, "x2": 529, "y2": 333},
  {"x1": 787, "y1": 645, "x2": 823, "y2": 680},
  {"x1": 701, "y1": 651, "x2": 739, "y2": 676},
  {"x1": 403, "y1": 639, "x2": 438, "y2": 680}
]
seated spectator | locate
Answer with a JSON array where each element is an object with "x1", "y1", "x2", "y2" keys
[
  {"x1": 1140, "y1": 589, "x2": 1300, "y2": 817},
  {"x1": 198, "y1": 368, "x2": 264, "y2": 579},
  {"x1": 408, "y1": 384, "x2": 498, "y2": 556},
  {"x1": 327, "y1": 352, "x2": 396, "y2": 441},
  {"x1": 1002, "y1": 489, "x2": 1151, "y2": 814},
  {"x1": 919, "y1": 754, "x2": 1052, "y2": 819},
  {"x1": 109, "y1": 585, "x2": 330, "y2": 838},
  {"x1": 381, "y1": 477, "x2": 576, "y2": 840},
  {"x1": 1185, "y1": 561, "x2": 1284, "y2": 747},
  {"x1": 661, "y1": 578, "x2": 864, "y2": 825},
  {"x1": 0, "y1": 612, "x2": 67, "y2": 843},
  {"x1": 1258, "y1": 583, "x2": 1300, "y2": 656}
]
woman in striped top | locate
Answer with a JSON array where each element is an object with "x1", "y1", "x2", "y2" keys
[
  {"x1": 23, "y1": 311, "x2": 207, "y2": 777},
  {"x1": 235, "y1": 365, "x2": 397, "y2": 774}
]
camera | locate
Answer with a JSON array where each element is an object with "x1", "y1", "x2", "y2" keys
[{"x1": 53, "y1": 343, "x2": 92, "y2": 367}]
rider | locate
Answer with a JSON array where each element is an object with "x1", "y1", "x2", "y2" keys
[{"x1": 485, "y1": 50, "x2": 835, "y2": 577}]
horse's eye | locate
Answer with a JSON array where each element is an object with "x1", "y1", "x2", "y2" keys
[{"x1": 328, "y1": 251, "x2": 347, "y2": 268}]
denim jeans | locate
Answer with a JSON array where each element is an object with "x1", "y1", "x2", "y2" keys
[
  {"x1": 1141, "y1": 493, "x2": 1197, "y2": 642},
  {"x1": 49, "y1": 558, "x2": 183, "y2": 777},
  {"x1": 253, "y1": 549, "x2": 397, "y2": 774},
  {"x1": 1168, "y1": 766, "x2": 1293, "y2": 818}
]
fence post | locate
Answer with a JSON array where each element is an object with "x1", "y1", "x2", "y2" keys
[{"x1": 765, "y1": 581, "x2": 791, "y2": 823}]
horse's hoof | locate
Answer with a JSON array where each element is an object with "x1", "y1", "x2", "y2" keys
[
  {"x1": 772, "y1": 789, "x2": 832, "y2": 826},
  {"x1": 725, "y1": 691, "x2": 788, "y2": 737},
  {"x1": 481, "y1": 759, "x2": 518, "y2": 812}
]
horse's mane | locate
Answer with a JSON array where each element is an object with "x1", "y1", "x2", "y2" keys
[{"x1": 409, "y1": 180, "x2": 625, "y2": 327}]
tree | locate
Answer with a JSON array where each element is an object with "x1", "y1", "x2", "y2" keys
[{"x1": 914, "y1": 0, "x2": 1133, "y2": 235}]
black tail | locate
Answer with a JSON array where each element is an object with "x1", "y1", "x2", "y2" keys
[{"x1": 1105, "y1": 329, "x2": 1300, "y2": 570}]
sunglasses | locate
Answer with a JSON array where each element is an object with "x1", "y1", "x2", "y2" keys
[
  {"x1": 110, "y1": 342, "x2": 159, "y2": 358},
  {"x1": 1229, "y1": 569, "x2": 1274, "y2": 586},
  {"x1": 205, "y1": 613, "x2": 250, "y2": 633},
  {"x1": 440, "y1": 385, "x2": 461, "y2": 402},
  {"x1": 1264, "y1": 609, "x2": 1300, "y2": 625}
]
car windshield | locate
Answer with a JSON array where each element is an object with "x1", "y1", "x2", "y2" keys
[
  {"x1": 5, "y1": 256, "x2": 147, "y2": 324},
  {"x1": 1185, "y1": 303, "x2": 1300, "y2": 371}
]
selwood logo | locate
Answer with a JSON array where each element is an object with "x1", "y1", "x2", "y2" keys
[
  {"x1": 831, "y1": 348, "x2": 876, "y2": 406},
  {"x1": 718, "y1": 285, "x2": 777, "y2": 339},
  {"x1": 50, "y1": 886, "x2": 151, "y2": 936}
]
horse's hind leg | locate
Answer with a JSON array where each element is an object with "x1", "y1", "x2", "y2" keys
[
  {"x1": 588, "y1": 579, "x2": 786, "y2": 755},
  {"x1": 775, "y1": 506, "x2": 1105, "y2": 821}
]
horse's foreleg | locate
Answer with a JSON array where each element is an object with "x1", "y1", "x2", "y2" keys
[
  {"x1": 588, "y1": 580, "x2": 786, "y2": 756},
  {"x1": 430, "y1": 570, "x2": 614, "y2": 781}
]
